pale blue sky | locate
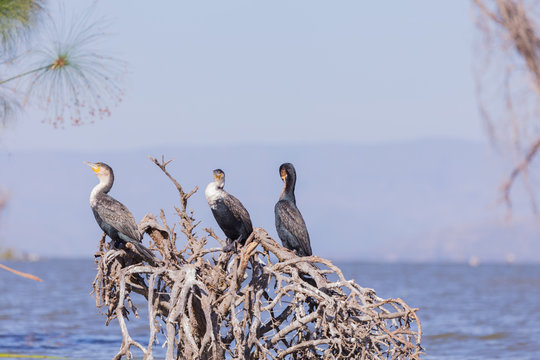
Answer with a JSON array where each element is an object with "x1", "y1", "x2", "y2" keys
[
  {"x1": 4, "y1": 1, "x2": 536, "y2": 262},
  {"x1": 0, "y1": 0, "x2": 484, "y2": 150}
]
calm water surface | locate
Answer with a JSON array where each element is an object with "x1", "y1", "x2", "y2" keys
[{"x1": 0, "y1": 260, "x2": 539, "y2": 359}]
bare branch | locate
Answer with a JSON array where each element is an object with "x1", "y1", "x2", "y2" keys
[
  {"x1": 473, "y1": 0, "x2": 540, "y2": 212},
  {"x1": 149, "y1": 156, "x2": 198, "y2": 212},
  {"x1": 92, "y1": 158, "x2": 423, "y2": 359},
  {"x1": 0, "y1": 263, "x2": 43, "y2": 282}
]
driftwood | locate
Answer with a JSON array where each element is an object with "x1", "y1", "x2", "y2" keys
[{"x1": 92, "y1": 156, "x2": 423, "y2": 360}]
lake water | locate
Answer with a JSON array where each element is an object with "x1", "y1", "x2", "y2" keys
[{"x1": 1, "y1": 260, "x2": 539, "y2": 359}]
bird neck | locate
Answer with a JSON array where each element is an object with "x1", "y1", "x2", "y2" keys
[
  {"x1": 280, "y1": 178, "x2": 296, "y2": 203},
  {"x1": 205, "y1": 181, "x2": 224, "y2": 205},
  {"x1": 90, "y1": 175, "x2": 113, "y2": 205}
]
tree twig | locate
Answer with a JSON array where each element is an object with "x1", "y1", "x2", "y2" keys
[{"x1": 92, "y1": 157, "x2": 423, "y2": 360}]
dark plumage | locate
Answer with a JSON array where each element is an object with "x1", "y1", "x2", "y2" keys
[
  {"x1": 275, "y1": 163, "x2": 312, "y2": 256},
  {"x1": 205, "y1": 169, "x2": 253, "y2": 252},
  {"x1": 85, "y1": 161, "x2": 155, "y2": 262}
]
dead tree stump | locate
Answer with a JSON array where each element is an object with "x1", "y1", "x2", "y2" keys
[{"x1": 92, "y1": 156, "x2": 423, "y2": 360}]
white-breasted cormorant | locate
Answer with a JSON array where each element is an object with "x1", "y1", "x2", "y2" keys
[
  {"x1": 275, "y1": 163, "x2": 313, "y2": 256},
  {"x1": 205, "y1": 169, "x2": 253, "y2": 252},
  {"x1": 84, "y1": 161, "x2": 155, "y2": 262}
]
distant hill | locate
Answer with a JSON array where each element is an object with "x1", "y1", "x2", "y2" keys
[{"x1": 1, "y1": 139, "x2": 539, "y2": 263}]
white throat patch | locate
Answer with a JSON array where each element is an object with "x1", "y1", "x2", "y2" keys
[{"x1": 205, "y1": 182, "x2": 223, "y2": 209}]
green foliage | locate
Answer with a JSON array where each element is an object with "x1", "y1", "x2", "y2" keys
[
  {"x1": 23, "y1": 7, "x2": 125, "y2": 126},
  {"x1": 0, "y1": 353, "x2": 67, "y2": 358},
  {"x1": 0, "y1": 0, "x2": 43, "y2": 54},
  {"x1": 0, "y1": 0, "x2": 43, "y2": 126},
  {"x1": 0, "y1": 2, "x2": 125, "y2": 127},
  {"x1": 0, "y1": 248, "x2": 14, "y2": 260}
]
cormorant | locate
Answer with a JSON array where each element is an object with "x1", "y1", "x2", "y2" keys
[
  {"x1": 205, "y1": 169, "x2": 253, "y2": 252},
  {"x1": 84, "y1": 161, "x2": 155, "y2": 262},
  {"x1": 275, "y1": 163, "x2": 313, "y2": 256}
]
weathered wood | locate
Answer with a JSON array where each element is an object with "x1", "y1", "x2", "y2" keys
[{"x1": 92, "y1": 157, "x2": 423, "y2": 359}]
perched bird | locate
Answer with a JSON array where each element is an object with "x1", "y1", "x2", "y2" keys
[
  {"x1": 275, "y1": 163, "x2": 313, "y2": 256},
  {"x1": 84, "y1": 161, "x2": 155, "y2": 262},
  {"x1": 205, "y1": 169, "x2": 253, "y2": 252}
]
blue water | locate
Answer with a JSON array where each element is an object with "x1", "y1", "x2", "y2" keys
[{"x1": 1, "y1": 260, "x2": 539, "y2": 359}]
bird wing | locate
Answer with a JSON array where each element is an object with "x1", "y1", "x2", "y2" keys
[
  {"x1": 276, "y1": 201, "x2": 312, "y2": 256},
  {"x1": 223, "y1": 193, "x2": 253, "y2": 234},
  {"x1": 95, "y1": 194, "x2": 141, "y2": 242}
]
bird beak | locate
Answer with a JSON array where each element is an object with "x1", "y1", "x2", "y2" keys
[{"x1": 84, "y1": 161, "x2": 100, "y2": 174}]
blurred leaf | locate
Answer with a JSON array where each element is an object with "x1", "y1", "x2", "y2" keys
[
  {"x1": 0, "y1": 0, "x2": 43, "y2": 55},
  {"x1": 0, "y1": 353, "x2": 67, "y2": 359}
]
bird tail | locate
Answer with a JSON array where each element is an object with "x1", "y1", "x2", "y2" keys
[{"x1": 131, "y1": 241, "x2": 156, "y2": 264}]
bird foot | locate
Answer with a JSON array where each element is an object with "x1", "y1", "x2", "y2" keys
[{"x1": 222, "y1": 238, "x2": 237, "y2": 253}]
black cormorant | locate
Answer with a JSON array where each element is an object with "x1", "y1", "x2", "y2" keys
[
  {"x1": 275, "y1": 163, "x2": 313, "y2": 256},
  {"x1": 205, "y1": 169, "x2": 253, "y2": 252},
  {"x1": 84, "y1": 161, "x2": 155, "y2": 262}
]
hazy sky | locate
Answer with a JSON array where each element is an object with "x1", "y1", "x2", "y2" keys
[
  {"x1": 2, "y1": 1, "x2": 532, "y2": 262},
  {"x1": 0, "y1": 0, "x2": 484, "y2": 151}
]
